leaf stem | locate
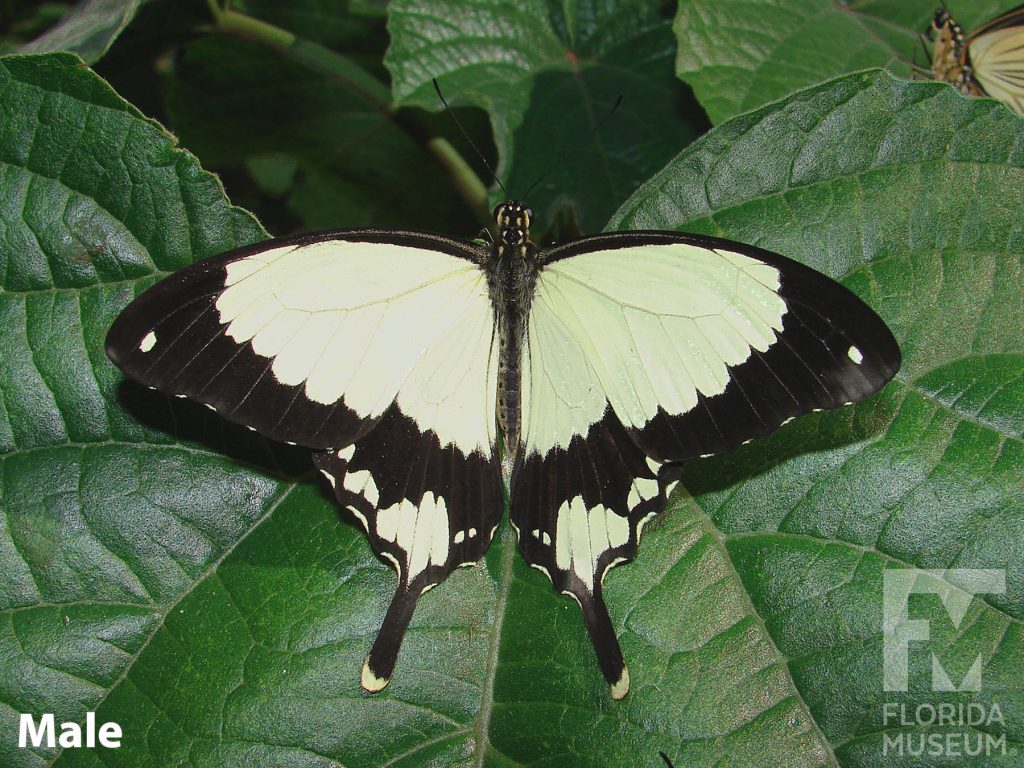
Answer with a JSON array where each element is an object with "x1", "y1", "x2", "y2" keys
[
  {"x1": 204, "y1": 0, "x2": 222, "y2": 23},
  {"x1": 206, "y1": 7, "x2": 491, "y2": 226}
]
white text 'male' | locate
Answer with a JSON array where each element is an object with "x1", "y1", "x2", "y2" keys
[{"x1": 19, "y1": 713, "x2": 121, "y2": 749}]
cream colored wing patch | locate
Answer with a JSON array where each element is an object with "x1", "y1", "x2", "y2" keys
[
  {"x1": 215, "y1": 240, "x2": 498, "y2": 455},
  {"x1": 522, "y1": 243, "x2": 785, "y2": 457},
  {"x1": 970, "y1": 25, "x2": 1024, "y2": 114}
]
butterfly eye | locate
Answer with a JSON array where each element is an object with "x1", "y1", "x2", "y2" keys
[{"x1": 493, "y1": 203, "x2": 507, "y2": 223}]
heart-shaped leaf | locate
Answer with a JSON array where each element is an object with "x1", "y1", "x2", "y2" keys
[
  {"x1": 386, "y1": 0, "x2": 708, "y2": 236},
  {"x1": 1, "y1": 51, "x2": 1021, "y2": 768},
  {"x1": 673, "y1": 0, "x2": 1017, "y2": 124}
]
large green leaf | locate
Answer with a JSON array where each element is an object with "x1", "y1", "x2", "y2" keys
[
  {"x1": 0, "y1": 51, "x2": 272, "y2": 768},
  {"x1": 2, "y1": 53, "x2": 1023, "y2": 768},
  {"x1": 673, "y1": 0, "x2": 1017, "y2": 125},
  {"x1": 386, "y1": 0, "x2": 708, "y2": 236},
  {"x1": 611, "y1": 69, "x2": 1024, "y2": 765}
]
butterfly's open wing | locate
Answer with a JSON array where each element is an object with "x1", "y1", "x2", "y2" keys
[
  {"x1": 107, "y1": 230, "x2": 503, "y2": 691},
  {"x1": 967, "y1": 7, "x2": 1024, "y2": 115},
  {"x1": 511, "y1": 232, "x2": 900, "y2": 698}
]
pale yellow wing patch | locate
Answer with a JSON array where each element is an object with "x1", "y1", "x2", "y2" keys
[
  {"x1": 523, "y1": 244, "x2": 785, "y2": 457},
  {"x1": 215, "y1": 240, "x2": 497, "y2": 455},
  {"x1": 970, "y1": 24, "x2": 1024, "y2": 115}
]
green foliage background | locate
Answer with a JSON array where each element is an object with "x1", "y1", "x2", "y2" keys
[{"x1": 0, "y1": 1, "x2": 1022, "y2": 766}]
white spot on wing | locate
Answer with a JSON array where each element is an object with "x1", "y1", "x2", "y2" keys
[
  {"x1": 555, "y1": 496, "x2": 630, "y2": 590},
  {"x1": 600, "y1": 555, "x2": 629, "y2": 587},
  {"x1": 361, "y1": 659, "x2": 389, "y2": 692},
  {"x1": 627, "y1": 477, "x2": 658, "y2": 511},
  {"x1": 343, "y1": 470, "x2": 379, "y2": 507},
  {"x1": 346, "y1": 505, "x2": 368, "y2": 531},
  {"x1": 848, "y1": 346, "x2": 864, "y2": 364},
  {"x1": 380, "y1": 550, "x2": 401, "y2": 572},
  {"x1": 374, "y1": 492, "x2": 450, "y2": 579},
  {"x1": 636, "y1": 510, "x2": 657, "y2": 541},
  {"x1": 337, "y1": 445, "x2": 355, "y2": 462},
  {"x1": 139, "y1": 331, "x2": 156, "y2": 352},
  {"x1": 530, "y1": 563, "x2": 553, "y2": 582},
  {"x1": 610, "y1": 665, "x2": 630, "y2": 700},
  {"x1": 453, "y1": 530, "x2": 465, "y2": 544}
]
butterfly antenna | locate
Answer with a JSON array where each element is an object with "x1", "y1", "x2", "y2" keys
[
  {"x1": 913, "y1": 31, "x2": 930, "y2": 75},
  {"x1": 432, "y1": 78, "x2": 509, "y2": 199},
  {"x1": 521, "y1": 94, "x2": 624, "y2": 203}
]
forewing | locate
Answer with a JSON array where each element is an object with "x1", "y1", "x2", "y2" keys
[
  {"x1": 106, "y1": 230, "x2": 496, "y2": 454},
  {"x1": 512, "y1": 232, "x2": 900, "y2": 696}
]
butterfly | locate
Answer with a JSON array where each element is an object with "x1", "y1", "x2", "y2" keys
[
  {"x1": 927, "y1": 4, "x2": 1024, "y2": 115},
  {"x1": 106, "y1": 200, "x2": 901, "y2": 699}
]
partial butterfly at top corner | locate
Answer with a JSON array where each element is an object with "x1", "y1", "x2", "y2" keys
[
  {"x1": 926, "y1": 3, "x2": 1024, "y2": 115},
  {"x1": 106, "y1": 199, "x2": 901, "y2": 700}
]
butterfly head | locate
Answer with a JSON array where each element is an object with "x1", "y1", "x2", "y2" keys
[
  {"x1": 928, "y1": 8, "x2": 961, "y2": 43},
  {"x1": 494, "y1": 200, "x2": 533, "y2": 249}
]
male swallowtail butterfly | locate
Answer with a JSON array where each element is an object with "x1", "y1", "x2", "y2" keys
[
  {"x1": 927, "y1": 4, "x2": 1024, "y2": 115},
  {"x1": 106, "y1": 201, "x2": 901, "y2": 699}
]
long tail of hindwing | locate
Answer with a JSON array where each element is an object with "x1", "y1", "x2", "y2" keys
[
  {"x1": 314, "y1": 403, "x2": 503, "y2": 690},
  {"x1": 510, "y1": 409, "x2": 681, "y2": 699}
]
